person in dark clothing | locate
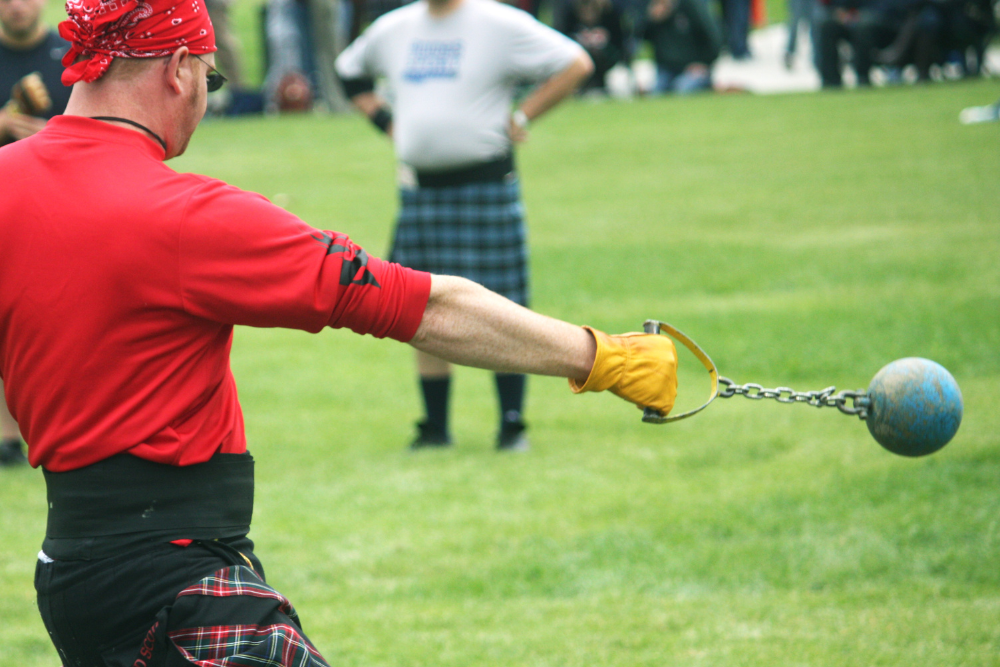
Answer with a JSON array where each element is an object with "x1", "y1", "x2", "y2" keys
[
  {"x1": 557, "y1": 0, "x2": 626, "y2": 92},
  {"x1": 875, "y1": 0, "x2": 997, "y2": 80},
  {"x1": 814, "y1": 0, "x2": 898, "y2": 87},
  {"x1": 784, "y1": 0, "x2": 816, "y2": 69},
  {"x1": 719, "y1": 0, "x2": 752, "y2": 58},
  {"x1": 878, "y1": 0, "x2": 951, "y2": 81},
  {"x1": 813, "y1": 0, "x2": 957, "y2": 87},
  {"x1": 644, "y1": 0, "x2": 723, "y2": 94},
  {"x1": 949, "y1": 0, "x2": 997, "y2": 76},
  {"x1": 0, "y1": 0, "x2": 70, "y2": 146}
]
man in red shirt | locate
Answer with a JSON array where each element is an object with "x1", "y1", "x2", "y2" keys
[{"x1": 0, "y1": 0, "x2": 678, "y2": 664}]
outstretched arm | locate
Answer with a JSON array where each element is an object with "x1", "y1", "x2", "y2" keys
[
  {"x1": 346, "y1": 90, "x2": 393, "y2": 136},
  {"x1": 410, "y1": 275, "x2": 595, "y2": 382},
  {"x1": 410, "y1": 275, "x2": 679, "y2": 415}
]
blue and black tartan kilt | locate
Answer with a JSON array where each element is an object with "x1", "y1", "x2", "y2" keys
[{"x1": 389, "y1": 176, "x2": 530, "y2": 306}]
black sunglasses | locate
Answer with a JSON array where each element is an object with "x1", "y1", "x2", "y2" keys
[{"x1": 194, "y1": 54, "x2": 228, "y2": 93}]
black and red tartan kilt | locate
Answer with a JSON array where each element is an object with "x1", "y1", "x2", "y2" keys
[{"x1": 35, "y1": 537, "x2": 331, "y2": 667}]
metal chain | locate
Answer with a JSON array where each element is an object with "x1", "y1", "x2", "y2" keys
[{"x1": 717, "y1": 376, "x2": 870, "y2": 420}]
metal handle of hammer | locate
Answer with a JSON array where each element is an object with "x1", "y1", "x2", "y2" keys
[
  {"x1": 641, "y1": 319, "x2": 721, "y2": 424},
  {"x1": 642, "y1": 321, "x2": 663, "y2": 422}
]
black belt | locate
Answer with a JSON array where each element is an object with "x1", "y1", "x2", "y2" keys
[
  {"x1": 42, "y1": 452, "x2": 254, "y2": 559},
  {"x1": 415, "y1": 154, "x2": 515, "y2": 188}
]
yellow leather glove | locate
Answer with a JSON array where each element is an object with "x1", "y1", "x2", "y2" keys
[{"x1": 569, "y1": 327, "x2": 678, "y2": 415}]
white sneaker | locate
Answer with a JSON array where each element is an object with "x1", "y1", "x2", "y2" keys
[{"x1": 959, "y1": 103, "x2": 1000, "y2": 125}]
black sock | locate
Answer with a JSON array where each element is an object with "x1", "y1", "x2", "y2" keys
[
  {"x1": 419, "y1": 376, "x2": 451, "y2": 435},
  {"x1": 495, "y1": 373, "x2": 526, "y2": 430}
]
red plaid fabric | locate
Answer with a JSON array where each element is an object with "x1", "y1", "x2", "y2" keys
[
  {"x1": 177, "y1": 565, "x2": 292, "y2": 609},
  {"x1": 170, "y1": 624, "x2": 329, "y2": 666},
  {"x1": 161, "y1": 564, "x2": 331, "y2": 667}
]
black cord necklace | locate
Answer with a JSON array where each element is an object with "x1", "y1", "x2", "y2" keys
[{"x1": 90, "y1": 116, "x2": 167, "y2": 153}]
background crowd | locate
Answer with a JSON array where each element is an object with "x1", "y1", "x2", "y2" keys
[
  {"x1": 2, "y1": 0, "x2": 997, "y2": 136},
  {"x1": 244, "y1": 0, "x2": 997, "y2": 106}
]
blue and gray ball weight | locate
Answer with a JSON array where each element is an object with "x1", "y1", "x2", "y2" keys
[{"x1": 866, "y1": 358, "x2": 962, "y2": 457}]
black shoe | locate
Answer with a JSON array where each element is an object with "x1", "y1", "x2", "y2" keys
[
  {"x1": 409, "y1": 422, "x2": 452, "y2": 450},
  {"x1": 496, "y1": 421, "x2": 529, "y2": 452},
  {"x1": 0, "y1": 438, "x2": 27, "y2": 467}
]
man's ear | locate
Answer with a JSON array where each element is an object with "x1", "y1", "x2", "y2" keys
[{"x1": 164, "y1": 47, "x2": 192, "y2": 95}]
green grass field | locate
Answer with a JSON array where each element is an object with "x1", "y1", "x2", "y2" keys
[{"x1": 3, "y1": 80, "x2": 999, "y2": 665}]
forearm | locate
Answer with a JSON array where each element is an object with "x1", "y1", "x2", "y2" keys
[
  {"x1": 518, "y1": 52, "x2": 594, "y2": 121},
  {"x1": 348, "y1": 91, "x2": 392, "y2": 135},
  {"x1": 336, "y1": 65, "x2": 390, "y2": 130},
  {"x1": 0, "y1": 108, "x2": 11, "y2": 141},
  {"x1": 0, "y1": 106, "x2": 46, "y2": 141},
  {"x1": 409, "y1": 275, "x2": 595, "y2": 382},
  {"x1": 350, "y1": 91, "x2": 387, "y2": 117}
]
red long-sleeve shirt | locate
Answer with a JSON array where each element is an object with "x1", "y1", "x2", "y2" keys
[{"x1": 0, "y1": 116, "x2": 431, "y2": 472}]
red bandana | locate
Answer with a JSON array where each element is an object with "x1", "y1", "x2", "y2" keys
[{"x1": 59, "y1": 0, "x2": 217, "y2": 86}]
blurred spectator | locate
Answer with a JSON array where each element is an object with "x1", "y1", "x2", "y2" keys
[
  {"x1": 265, "y1": 0, "x2": 315, "y2": 112},
  {"x1": 876, "y1": 0, "x2": 951, "y2": 80},
  {"x1": 204, "y1": 0, "x2": 264, "y2": 114},
  {"x1": 557, "y1": 0, "x2": 626, "y2": 93},
  {"x1": 876, "y1": 0, "x2": 997, "y2": 79},
  {"x1": 264, "y1": 0, "x2": 350, "y2": 112},
  {"x1": 785, "y1": 0, "x2": 816, "y2": 68},
  {"x1": 718, "y1": 0, "x2": 753, "y2": 58},
  {"x1": 0, "y1": 0, "x2": 70, "y2": 146},
  {"x1": 814, "y1": 0, "x2": 900, "y2": 87},
  {"x1": 947, "y1": 0, "x2": 997, "y2": 75},
  {"x1": 335, "y1": 0, "x2": 593, "y2": 452},
  {"x1": 644, "y1": 0, "x2": 723, "y2": 93},
  {"x1": 205, "y1": 0, "x2": 245, "y2": 89},
  {"x1": 613, "y1": 0, "x2": 647, "y2": 62}
]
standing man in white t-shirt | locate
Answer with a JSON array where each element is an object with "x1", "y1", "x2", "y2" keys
[{"x1": 336, "y1": 0, "x2": 592, "y2": 452}]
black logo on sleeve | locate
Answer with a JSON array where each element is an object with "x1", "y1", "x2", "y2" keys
[{"x1": 311, "y1": 231, "x2": 381, "y2": 288}]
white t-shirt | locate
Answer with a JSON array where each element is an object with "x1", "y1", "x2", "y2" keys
[{"x1": 335, "y1": 0, "x2": 583, "y2": 171}]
